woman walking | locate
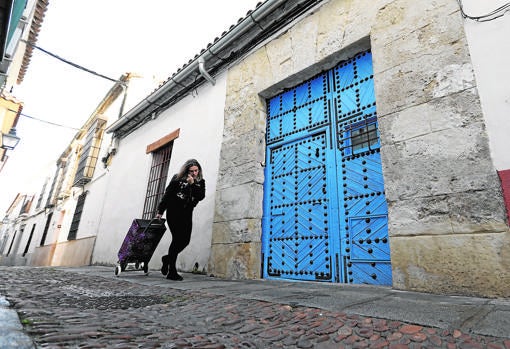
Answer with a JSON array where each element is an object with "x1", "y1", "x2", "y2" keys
[{"x1": 156, "y1": 159, "x2": 205, "y2": 280}]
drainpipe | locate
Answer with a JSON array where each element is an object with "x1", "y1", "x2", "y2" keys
[
  {"x1": 198, "y1": 57, "x2": 215, "y2": 86},
  {"x1": 118, "y1": 81, "x2": 129, "y2": 119},
  {"x1": 106, "y1": 0, "x2": 290, "y2": 134}
]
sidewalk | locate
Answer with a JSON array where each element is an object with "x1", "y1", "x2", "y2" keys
[
  {"x1": 0, "y1": 265, "x2": 509, "y2": 348},
  {"x1": 62, "y1": 266, "x2": 510, "y2": 338}
]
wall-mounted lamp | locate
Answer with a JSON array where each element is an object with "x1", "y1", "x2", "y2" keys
[{"x1": 0, "y1": 128, "x2": 21, "y2": 150}]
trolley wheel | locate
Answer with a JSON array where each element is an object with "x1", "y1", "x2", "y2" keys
[
  {"x1": 143, "y1": 262, "x2": 149, "y2": 275},
  {"x1": 114, "y1": 265, "x2": 121, "y2": 276}
]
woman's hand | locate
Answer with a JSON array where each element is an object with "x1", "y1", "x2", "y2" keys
[
  {"x1": 186, "y1": 174, "x2": 194, "y2": 184},
  {"x1": 155, "y1": 213, "x2": 162, "y2": 219}
]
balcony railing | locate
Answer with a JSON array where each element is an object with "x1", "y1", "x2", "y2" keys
[{"x1": 73, "y1": 118, "x2": 105, "y2": 187}]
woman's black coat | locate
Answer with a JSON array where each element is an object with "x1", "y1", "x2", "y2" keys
[{"x1": 157, "y1": 174, "x2": 206, "y2": 216}]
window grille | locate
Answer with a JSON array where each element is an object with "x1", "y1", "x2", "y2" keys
[
  {"x1": 351, "y1": 123, "x2": 378, "y2": 153},
  {"x1": 342, "y1": 117, "x2": 379, "y2": 156},
  {"x1": 19, "y1": 196, "x2": 33, "y2": 215},
  {"x1": 36, "y1": 178, "x2": 48, "y2": 210},
  {"x1": 23, "y1": 224, "x2": 36, "y2": 256},
  {"x1": 40, "y1": 212, "x2": 53, "y2": 246},
  {"x1": 68, "y1": 192, "x2": 87, "y2": 240},
  {"x1": 142, "y1": 143, "x2": 173, "y2": 219},
  {"x1": 45, "y1": 165, "x2": 61, "y2": 208},
  {"x1": 74, "y1": 118, "x2": 106, "y2": 187},
  {"x1": 6, "y1": 231, "x2": 17, "y2": 256},
  {"x1": 55, "y1": 158, "x2": 71, "y2": 200}
]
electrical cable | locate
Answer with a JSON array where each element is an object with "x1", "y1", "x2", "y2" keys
[
  {"x1": 21, "y1": 39, "x2": 125, "y2": 84},
  {"x1": 12, "y1": 41, "x2": 126, "y2": 132},
  {"x1": 456, "y1": 0, "x2": 510, "y2": 22},
  {"x1": 19, "y1": 112, "x2": 82, "y2": 131}
]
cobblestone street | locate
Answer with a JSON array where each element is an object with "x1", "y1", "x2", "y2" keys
[{"x1": 1, "y1": 266, "x2": 509, "y2": 348}]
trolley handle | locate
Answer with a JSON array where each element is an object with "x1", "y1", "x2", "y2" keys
[
  {"x1": 141, "y1": 218, "x2": 166, "y2": 234},
  {"x1": 149, "y1": 217, "x2": 165, "y2": 226}
]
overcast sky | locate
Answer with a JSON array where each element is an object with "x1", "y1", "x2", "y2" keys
[{"x1": 0, "y1": 0, "x2": 260, "y2": 214}]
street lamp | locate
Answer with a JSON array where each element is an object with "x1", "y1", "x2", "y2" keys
[{"x1": 0, "y1": 128, "x2": 21, "y2": 150}]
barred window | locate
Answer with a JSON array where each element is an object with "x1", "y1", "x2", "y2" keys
[
  {"x1": 55, "y1": 158, "x2": 71, "y2": 200},
  {"x1": 36, "y1": 178, "x2": 48, "y2": 209},
  {"x1": 23, "y1": 224, "x2": 36, "y2": 256},
  {"x1": 6, "y1": 231, "x2": 17, "y2": 256},
  {"x1": 342, "y1": 117, "x2": 379, "y2": 156},
  {"x1": 45, "y1": 165, "x2": 61, "y2": 208},
  {"x1": 19, "y1": 195, "x2": 33, "y2": 215},
  {"x1": 74, "y1": 118, "x2": 106, "y2": 186},
  {"x1": 68, "y1": 192, "x2": 87, "y2": 240},
  {"x1": 351, "y1": 123, "x2": 378, "y2": 153},
  {"x1": 40, "y1": 212, "x2": 53, "y2": 246},
  {"x1": 142, "y1": 144, "x2": 173, "y2": 219}
]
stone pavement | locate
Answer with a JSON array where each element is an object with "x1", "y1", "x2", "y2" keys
[{"x1": 0, "y1": 265, "x2": 509, "y2": 348}]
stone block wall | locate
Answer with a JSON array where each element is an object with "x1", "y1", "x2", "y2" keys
[
  {"x1": 372, "y1": 0, "x2": 509, "y2": 297},
  {"x1": 210, "y1": 0, "x2": 509, "y2": 297}
]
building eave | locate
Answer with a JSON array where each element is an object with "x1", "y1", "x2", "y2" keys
[
  {"x1": 16, "y1": 0, "x2": 49, "y2": 84},
  {"x1": 106, "y1": 0, "x2": 323, "y2": 139}
]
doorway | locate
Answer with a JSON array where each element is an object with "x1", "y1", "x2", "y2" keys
[{"x1": 262, "y1": 50, "x2": 392, "y2": 285}]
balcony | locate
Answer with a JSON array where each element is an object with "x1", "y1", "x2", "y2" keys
[{"x1": 72, "y1": 118, "x2": 105, "y2": 187}]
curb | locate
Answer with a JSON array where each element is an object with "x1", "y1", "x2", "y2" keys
[{"x1": 0, "y1": 296, "x2": 36, "y2": 349}]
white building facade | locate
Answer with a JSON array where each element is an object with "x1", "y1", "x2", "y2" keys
[{"x1": 92, "y1": 73, "x2": 227, "y2": 273}]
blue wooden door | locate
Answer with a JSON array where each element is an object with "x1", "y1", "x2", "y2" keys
[{"x1": 262, "y1": 50, "x2": 392, "y2": 285}]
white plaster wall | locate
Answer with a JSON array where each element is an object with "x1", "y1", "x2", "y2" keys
[
  {"x1": 7, "y1": 221, "x2": 24, "y2": 257},
  {"x1": 0, "y1": 226, "x2": 14, "y2": 255},
  {"x1": 0, "y1": 232, "x2": 9, "y2": 254},
  {"x1": 32, "y1": 180, "x2": 60, "y2": 248},
  {"x1": 25, "y1": 212, "x2": 48, "y2": 253},
  {"x1": 33, "y1": 212, "x2": 55, "y2": 247},
  {"x1": 2, "y1": 200, "x2": 30, "y2": 258},
  {"x1": 91, "y1": 73, "x2": 228, "y2": 272},
  {"x1": 73, "y1": 95, "x2": 126, "y2": 241},
  {"x1": 11, "y1": 211, "x2": 47, "y2": 257},
  {"x1": 75, "y1": 173, "x2": 109, "y2": 240},
  {"x1": 462, "y1": 1, "x2": 510, "y2": 170},
  {"x1": 49, "y1": 208, "x2": 71, "y2": 244},
  {"x1": 13, "y1": 219, "x2": 33, "y2": 256}
]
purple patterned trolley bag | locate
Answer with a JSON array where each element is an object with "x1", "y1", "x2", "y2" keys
[{"x1": 114, "y1": 218, "x2": 166, "y2": 276}]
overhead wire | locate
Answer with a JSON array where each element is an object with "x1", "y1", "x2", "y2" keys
[
  {"x1": 19, "y1": 112, "x2": 82, "y2": 131},
  {"x1": 13, "y1": 41, "x2": 127, "y2": 131},
  {"x1": 456, "y1": 0, "x2": 510, "y2": 22},
  {"x1": 21, "y1": 39, "x2": 125, "y2": 84}
]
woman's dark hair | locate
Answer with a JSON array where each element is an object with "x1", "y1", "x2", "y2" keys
[{"x1": 177, "y1": 159, "x2": 203, "y2": 181}]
